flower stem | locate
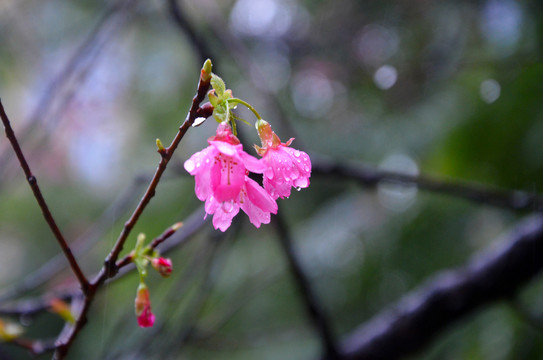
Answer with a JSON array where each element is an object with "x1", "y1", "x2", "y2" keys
[{"x1": 228, "y1": 98, "x2": 262, "y2": 120}]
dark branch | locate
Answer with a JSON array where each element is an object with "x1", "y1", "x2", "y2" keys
[
  {"x1": 274, "y1": 212, "x2": 341, "y2": 360},
  {"x1": 312, "y1": 157, "x2": 543, "y2": 213},
  {"x1": 167, "y1": 0, "x2": 213, "y2": 64},
  {"x1": 0, "y1": 100, "x2": 89, "y2": 292},
  {"x1": 0, "y1": 174, "x2": 148, "y2": 303},
  {"x1": 0, "y1": 291, "x2": 78, "y2": 318},
  {"x1": 339, "y1": 215, "x2": 543, "y2": 360}
]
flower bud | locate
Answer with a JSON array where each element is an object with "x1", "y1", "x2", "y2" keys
[
  {"x1": 201, "y1": 59, "x2": 212, "y2": 82},
  {"x1": 151, "y1": 257, "x2": 173, "y2": 277},
  {"x1": 135, "y1": 283, "x2": 155, "y2": 328},
  {"x1": 255, "y1": 119, "x2": 281, "y2": 155}
]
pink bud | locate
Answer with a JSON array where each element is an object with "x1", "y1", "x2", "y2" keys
[
  {"x1": 151, "y1": 257, "x2": 173, "y2": 278},
  {"x1": 135, "y1": 284, "x2": 155, "y2": 328}
]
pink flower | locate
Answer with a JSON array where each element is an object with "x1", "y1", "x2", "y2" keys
[
  {"x1": 184, "y1": 122, "x2": 278, "y2": 231},
  {"x1": 255, "y1": 120, "x2": 311, "y2": 199},
  {"x1": 151, "y1": 257, "x2": 173, "y2": 277},
  {"x1": 135, "y1": 284, "x2": 155, "y2": 328}
]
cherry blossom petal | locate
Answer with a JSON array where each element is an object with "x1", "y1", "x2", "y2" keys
[
  {"x1": 184, "y1": 146, "x2": 216, "y2": 201},
  {"x1": 210, "y1": 153, "x2": 246, "y2": 202},
  {"x1": 240, "y1": 177, "x2": 277, "y2": 228},
  {"x1": 205, "y1": 196, "x2": 240, "y2": 232},
  {"x1": 240, "y1": 151, "x2": 267, "y2": 174},
  {"x1": 209, "y1": 140, "x2": 241, "y2": 157},
  {"x1": 262, "y1": 145, "x2": 311, "y2": 199},
  {"x1": 137, "y1": 306, "x2": 155, "y2": 328},
  {"x1": 245, "y1": 177, "x2": 278, "y2": 214}
]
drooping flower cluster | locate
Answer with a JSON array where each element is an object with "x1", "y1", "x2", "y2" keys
[
  {"x1": 131, "y1": 232, "x2": 175, "y2": 328},
  {"x1": 185, "y1": 120, "x2": 311, "y2": 232},
  {"x1": 184, "y1": 122, "x2": 278, "y2": 231},
  {"x1": 135, "y1": 283, "x2": 154, "y2": 328}
]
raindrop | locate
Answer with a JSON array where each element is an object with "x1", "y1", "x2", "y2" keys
[
  {"x1": 294, "y1": 150, "x2": 301, "y2": 157},
  {"x1": 298, "y1": 178, "x2": 309, "y2": 187},
  {"x1": 185, "y1": 159, "x2": 195, "y2": 172},
  {"x1": 222, "y1": 200, "x2": 235, "y2": 213},
  {"x1": 192, "y1": 117, "x2": 206, "y2": 127}
]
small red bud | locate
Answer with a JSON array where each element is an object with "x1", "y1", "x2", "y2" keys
[{"x1": 151, "y1": 257, "x2": 173, "y2": 278}]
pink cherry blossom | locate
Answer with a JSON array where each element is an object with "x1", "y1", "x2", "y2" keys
[
  {"x1": 135, "y1": 284, "x2": 155, "y2": 328},
  {"x1": 185, "y1": 122, "x2": 278, "y2": 231},
  {"x1": 255, "y1": 120, "x2": 311, "y2": 199}
]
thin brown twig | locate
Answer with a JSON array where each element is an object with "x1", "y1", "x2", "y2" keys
[
  {"x1": 102, "y1": 73, "x2": 212, "y2": 277},
  {"x1": 0, "y1": 173, "x2": 148, "y2": 303},
  {"x1": 115, "y1": 222, "x2": 184, "y2": 269},
  {"x1": 0, "y1": 100, "x2": 89, "y2": 293},
  {"x1": 0, "y1": 290, "x2": 78, "y2": 317},
  {"x1": 0, "y1": 205, "x2": 208, "y2": 354},
  {"x1": 51, "y1": 64, "x2": 212, "y2": 360}
]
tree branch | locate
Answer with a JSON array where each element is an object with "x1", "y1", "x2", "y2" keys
[
  {"x1": 312, "y1": 157, "x2": 543, "y2": 213},
  {"x1": 167, "y1": 0, "x2": 213, "y2": 63},
  {"x1": 274, "y1": 212, "x2": 341, "y2": 359},
  {"x1": 0, "y1": 173, "x2": 148, "y2": 303},
  {"x1": 0, "y1": 100, "x2": 89, "y2": 293},
  {"x1": 52, "y1": 65, "x2": 212, "y2": 360},
  {"x1": 339, "y1": 215, "x2": 543, "y2": 360},
  {"x1": 103, "y1": 68, "x2": 212, "y2": 277}
]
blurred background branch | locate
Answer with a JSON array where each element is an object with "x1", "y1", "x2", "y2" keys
[{"x1": 340, "y1": 215, "x2": 543, "y2": 359}]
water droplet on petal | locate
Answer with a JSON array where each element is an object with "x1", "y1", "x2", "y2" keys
[
  {"x1": 294, "y1": 150, "x2": 300, "y2": 157},
  {"x1": 185, "y1": 159, "x2": 195, "y2": 172},
  {"x1": 222, "y1": 200, "x2": 235, "y2": 213},
  {"x1": 295, "y1": 187, "x2": 301, "y2": 191},
  {"x1": 295, "y1": 178, "x2": 309, "y2": 188}
]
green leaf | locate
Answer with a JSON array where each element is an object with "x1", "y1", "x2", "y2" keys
[{"x1": 211, "y1": 73, "x2": 226, "y2": 97}]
